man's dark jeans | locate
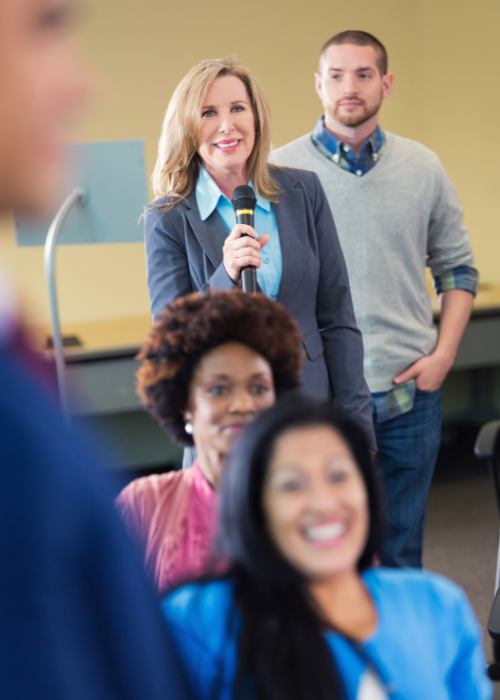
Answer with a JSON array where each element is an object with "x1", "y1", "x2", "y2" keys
[{"x1": 374, "y1": 388, "x2": 442, "y2": 568}]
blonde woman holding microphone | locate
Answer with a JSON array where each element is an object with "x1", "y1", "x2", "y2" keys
[{"x1": 145, "y1": 57, "x2": 375, "y2": 450}]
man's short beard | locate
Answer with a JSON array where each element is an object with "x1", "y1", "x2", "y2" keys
[{"x1": 332, "y1": 96, "x2": 382, "y2": 128}]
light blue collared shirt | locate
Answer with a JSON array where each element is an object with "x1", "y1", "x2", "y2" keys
[{"x1": 195, "y1": 166, "x2": 282, "y2": 299}]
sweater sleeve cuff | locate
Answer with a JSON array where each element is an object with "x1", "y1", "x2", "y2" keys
[{"x1": 433, "y1": 265, "x2": 479, "y2": 297}]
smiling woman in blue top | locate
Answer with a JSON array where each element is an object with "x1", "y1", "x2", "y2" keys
[
  {"x1": 162, "y1": 395, "x2": 491, "y2": 700},
  {"x1": 145, "y1": 57, "x2": 375, "y2": 447}
]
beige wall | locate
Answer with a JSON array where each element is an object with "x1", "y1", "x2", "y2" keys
[{"x1": 1, "y1": 0, "x2": 498, "y2": 326}]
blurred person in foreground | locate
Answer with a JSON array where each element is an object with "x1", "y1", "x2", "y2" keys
[
  {"x1": 163, "y1": 396, "x2": 491, "y2": 700},
  {"x1": 116, "y1": 289, "x2": 302, "y2": 593},
  {"x1": 145, "y1": 57, "x2": 376, "y2": 453},
  {"x1": 0, "y1": 1, "x2": 193, "y2": 698}
]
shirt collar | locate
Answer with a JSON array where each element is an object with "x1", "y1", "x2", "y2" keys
[
  {"x1": 312, "y1": 116, "x2": 384, "y2": 159},
  {"x1": 195, "y1": 164, "x2": 271, "y2": 221},
  {"x1": 0, "y1": 263, "x2": 18, "y2": 345}
]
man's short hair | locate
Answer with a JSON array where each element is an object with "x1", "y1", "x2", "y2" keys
[{"x1": 319, "y1": 30, "x2": 388, "y2": 76}]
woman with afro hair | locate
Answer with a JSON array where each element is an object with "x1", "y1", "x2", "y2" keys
[{"x1": 116, "y1": 289, "x2": 303, "y2": 593}]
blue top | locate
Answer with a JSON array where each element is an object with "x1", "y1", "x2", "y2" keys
[
  {"x1": 195, "y1": 165, "x2": 282, "y2": 299},
  {"x1": 162, "y1": 568, "x2": 491, "y2": 700},
  {"x1": 0, "y1": 310, "x2": 193, "y2": 698}
]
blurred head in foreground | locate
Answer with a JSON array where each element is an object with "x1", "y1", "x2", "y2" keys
[
  {"x1": 217, "y1": 397, "x2": 379, "y2": 698},
  {"x1": 172, "y1": 395, "x2": 383, "y2": 699},
  {"x1": 221, "y1": 394, "x2": 382, "y2": 582},
  {"x1": 0, "y1": 3, "x2": 197, "y2": 699},
  {"x1": 162, "y1": 395, "x2": 490, "y2": 699},
  {"x1": 219, "y1": 395, "x2": 383, "y2": 699},
  {"x1": 0, "y1": 0, "x2": 89, "y2": 214}
]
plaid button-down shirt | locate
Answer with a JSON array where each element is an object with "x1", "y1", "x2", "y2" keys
[
  {"x1": 311, "y1": 117, "x2": 478, "y2": 422},
  {"x1": 311, "y1": 117, "x2": 386, "y2": 177}
]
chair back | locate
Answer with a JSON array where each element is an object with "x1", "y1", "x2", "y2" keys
[{"x1": 475, "y1": 419, "x2": 500, "y2": 518}]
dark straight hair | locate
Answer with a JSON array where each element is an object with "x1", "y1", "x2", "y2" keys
[{"x1": 218, "y1": 394, "x2": 384, "y2": 700}]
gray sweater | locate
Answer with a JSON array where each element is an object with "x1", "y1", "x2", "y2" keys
[{"x1": 274, "y1": 131, "x2": 475, "y2": 392}]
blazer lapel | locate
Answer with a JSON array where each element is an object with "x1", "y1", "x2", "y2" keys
[
  {"x1": 274, "y1": 179, "x2": 309, "y2": 306},
  {"x1": 184, "y1": 190, "x2": 263, "y2": 292},
  {"x1": 184, "y1": 191, "x2": 228, "y2": 269}
]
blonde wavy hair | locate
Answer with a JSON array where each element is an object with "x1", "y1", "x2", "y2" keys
[{"x1": 151, "y1": 57, "x2": 280, "y2": 206}]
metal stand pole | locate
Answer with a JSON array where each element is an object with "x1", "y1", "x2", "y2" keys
[{"x1": 44, "y1": 187, "x2": 87, "y2": 424}]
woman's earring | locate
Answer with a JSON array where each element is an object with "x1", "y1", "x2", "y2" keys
[{"x1": 184, "y1": 421, "x2": 193, "y2": 435}]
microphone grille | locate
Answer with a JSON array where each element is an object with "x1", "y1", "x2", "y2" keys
[{"x1": 231, "y1": 185, "x2": 257, "y2": 212}]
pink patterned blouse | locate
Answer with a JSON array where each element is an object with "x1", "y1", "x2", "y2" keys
[{"x1": 115, "y1": 461, "x2": 222, "y2": 594}]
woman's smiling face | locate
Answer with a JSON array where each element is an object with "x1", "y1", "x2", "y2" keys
[
  {"x1": 263, "y1": 425, "x2": 369, "y2": 582},
  {"x1": 198, "y1": 75, "x2": 255, "y2": 180},
  {"x1": 185, "y1": 342, "x2": 275, "y2": 488}
]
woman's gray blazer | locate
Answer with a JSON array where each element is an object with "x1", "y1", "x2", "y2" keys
[{"x1": 144, "y1": 166, "x2": 375, "y2": 448}]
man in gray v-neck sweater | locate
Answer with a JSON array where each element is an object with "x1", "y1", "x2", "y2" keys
[{"x1": 275, "y1": 31, "x2": 477, "y2": 568}]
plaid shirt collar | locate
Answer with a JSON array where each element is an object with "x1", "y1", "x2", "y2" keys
[{"x1": 311, "y1": 117, "x2": 385, "y2": 176}]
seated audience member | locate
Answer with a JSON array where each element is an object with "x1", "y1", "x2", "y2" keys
[
  {"x1": 0, "y1": 0, "x2": 193, "y2": 698},
  {"x1": 163, "y1": 396, "x2": 492, "y2": 700},
  {"x1": 116, "y1": 290, "x2": 302, "y2": 593}
]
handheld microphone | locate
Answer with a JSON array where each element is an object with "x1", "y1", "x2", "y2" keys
[{"x1": 231, "y1": 185, "x2": 258, "y2": 293}]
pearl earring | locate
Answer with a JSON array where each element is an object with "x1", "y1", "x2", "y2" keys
[{"x1": 184, "y1": 421, "x2": 193, "y2": 435}]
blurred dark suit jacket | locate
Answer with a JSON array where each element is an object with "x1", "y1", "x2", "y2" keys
[{"x1": 0, "y1": 332, "x2": 193, "y2": 700}]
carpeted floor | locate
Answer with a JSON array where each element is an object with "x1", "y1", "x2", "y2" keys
[
  {"x1": 424, "y1": 475, "x2": 497, "y2": 652},
  {"x1": 423, "y1": 427, "x2": 500, "y2": 696}
]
